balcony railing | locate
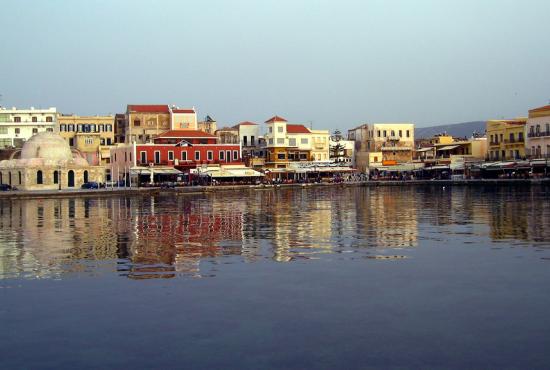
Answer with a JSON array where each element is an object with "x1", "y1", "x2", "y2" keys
[
  {"x1": 503, "y1": 138, "x2": 524, "y2": 144},
  {"x1": 386, "y1": 135, "x2": 400, "y2": 141},
  {"x1": 527, "y1": 131, "x2": 550, "y2": 138},
  {"x1": 381, "y1": 146, "x2": 412, "y2": 151},
  {"x1": 489, "y1": 141, "x2": 499, "y2": 145}
]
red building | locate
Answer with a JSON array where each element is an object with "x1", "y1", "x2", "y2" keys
[{"x1": 110, "y1": 130, "x2": 242, "y2": 184}]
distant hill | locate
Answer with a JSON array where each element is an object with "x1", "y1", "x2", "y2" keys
[{"x1": 415, "y1": 121, "x2": 486, "y2": 139}]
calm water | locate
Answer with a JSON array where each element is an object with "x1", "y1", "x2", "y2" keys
[{"x1": 1, "y1": 185, "x2": 549, "y2": 369}]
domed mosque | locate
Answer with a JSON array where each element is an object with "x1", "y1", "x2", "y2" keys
[{"x1": 0, "y1": 132, "x2": 105, "y2": 190}]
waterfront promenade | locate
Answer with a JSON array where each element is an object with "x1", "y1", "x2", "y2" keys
[{"x1": 1, "y1": 178, "x2": 548, "y2": 199}]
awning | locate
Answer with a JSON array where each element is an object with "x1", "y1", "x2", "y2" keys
[
  {"x1": 130, "y1": 167, "x2": 183, "y2": 175},
  {"x1": 437, "y1": 145, "x2": 460, "y2": 151},
  {"x1": 416, "y1": 147, "x2": 434, "y2": 152}
]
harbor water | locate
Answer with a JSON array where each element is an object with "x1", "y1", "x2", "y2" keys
[{"x1": 1, "y1": 185, "x2": 549, "y2": 369}]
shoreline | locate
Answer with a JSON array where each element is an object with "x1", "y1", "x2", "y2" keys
[{"x1": 0, "y1": 178, "x2": 549, "y2": 200}]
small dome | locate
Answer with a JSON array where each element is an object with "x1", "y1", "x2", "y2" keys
[{"x1": 21, "y1": 132, "x2": 75, "y2": 162}]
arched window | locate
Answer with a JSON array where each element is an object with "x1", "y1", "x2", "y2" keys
[
  {"x1": 83, "y1": 170, "x2": 89, "y2": 183},
  {"x1": 18, "y1": 171, "x2": 22, "y2": 185},
  {"x1": 53, "y1": 171, "x2": 59, "y2": 184},
  {"x1": 37, "y1": 170, "x2": 43, "y2": 185}
]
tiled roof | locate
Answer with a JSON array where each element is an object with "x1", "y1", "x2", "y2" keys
[
  {"x1": 287, "y1": 124, "x2": 311, "y2": 134},
  {"x1": 236, "y1": 121, "x2": 257, "y2": 126},
  {"x1": 127, "y1": 104, "x2": 170, "y2": 113},
  {"x1": 265, "y1": 115, "x2": 287, "y2": 123},
  {"x1": 157, "y1": 130, "x2": 216, "y2": 138},
  {"x1": 172, "y1": 108, "x2": 195, "y2": 113},
  {"x1": 529, "y1": 104, "x2": 550, "y2": 113}
]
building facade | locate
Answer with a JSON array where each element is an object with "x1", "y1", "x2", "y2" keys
[
  {"x1": 170, "y1": 107, "x2": 197, "y2": 130},
  {"x1": 58, "y1": 114, "x2": 115, "y2": 165},
  {"x1": 486, "y1": 118, "x2": 527, "y2": 160},
  {"x1": 0, "y1": 107, "x2": 57, "y2": 149},
  {"x1": 197, "y1": 115, "x2": 217, "y2": 135},
  {"x1": 110, "y1": 130, "x2": 242, "y2": 184},
  {"x1": 124, "y1": 104, "x2": 171, "y2": 144},
  {"x1": 264, "y1": 116, "x2": 330, "y2": 168},
  {"x1": 349, "y1": 123, "x2": 414, "y2": 172},
  {"x1": 525, "y1": 104, "x2": 550, "y2": 158}
]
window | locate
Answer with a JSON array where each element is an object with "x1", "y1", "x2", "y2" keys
[
  {"x1": 124, "y1": 152, "x2": 127, "y2": 162},
  {"x1": 277, "y1": 126, "x2": 283, "y2": 133},
  {"x1": 233, "y1": 151, "x2": 238, "y2": 160},
  {"x1": 226, "y1": 151, "x2": 231, "y2": 161},
  {"x1": 251, "y1": 136, "x2": 255, "y2": 145},
  {"x1": 18, "y1": 171, "x2": 22, "y2": 185},
  {"x1": 536, "y1": 124, "x2": 540, "y2": 133},
  {"x1": 60, "y1": 124, "x2": 66, "y2": 132},
  {"x1": 195, "y1": 151, "x2": 200, "y2": 160},
  {"x1": 168, "y1": 151, "x2": 174, "y2": 161},
  {"x1": 106, "y1": 124, "x2": 112, "y2": 132},
  {"x1": 32, "y1": 128, "x2": 38, "y2": 134},
  {"x1": 518, "y1": 132, "x2": 523, "y2": 141},
  {"x1": 148, "y1": 120, "x2": 155, "y2": 126},
  {"x1": 134, "y1": 120, "x2": 141, "y2": 127},
  {"x1": 32, "y1": 117, "x2": 37, "y2": 122},
  {"x1": 15, "y1": 128, "x2": 20, "y2": 134},
  {"x1": 269, "y1": 127, "x2": 272, "y2": 133},
  {"x1": 277, "y1": 138, "x2": 284, "y2": 145},
  {"x1": 268, "y1": 138, "x2": 274, "y2": 145},
  {"x1": 383, "y1": 130, "x2": 387, "y2": 137},
  {"x1": 69, "y1": 138, "x2": 74, "y2": 146},
  {"x1": 289, "y1": 138, "x2": 296, "y2": 146},
  {"x1": 301, "y1": 138, "x2": 308, "y2": 144},
  {"x1": 490, "y1": 134, "x2": 493, "y2": 143},
  {"x1": 46, "y1": 128, "x2": 53, "y2": 132},
  {"x1": 509, "y1": 133, "x2": 514, "y2": 142},
  {"x1": 0, "y1": 127, "x2": 6, "y2": 134},
  {"x1": 46, "y1": 117, "x2": 53, "y2": 122},
  {"x1": 219, "y1": 151, "x2": 225, "y2": 160},
  {"x1": 243, "y1": 136, "x2": 248, "y2": 146},
  {"x1": 140, "y1": 151, "x2": 147, "y2": 164},
  {"x1": 391, "y1": 130, "x2": 395, "y2": 137},
  {"x1": 406, "y1": 130, "x2": 410, "y2": 138},
  {"x1": 207, "y1": 151, "x2": 213, "y2": 160},
  {"x1": 53, "y1": 171, "x2": 59, "y2": 184},
  {"x1": 37, "y1": 170, "x2": 43, "y2": 185},
  {"x1": 399, "y1": 130, "x2": 402, "y2": 137},
  {"x1": 277, "y1": 153, "x2": 286, "y2": 160},
  {"x1": 546, "y1": 123, "x2": 550, "y2": 133},
  {"x1": 181, "y1": 151, "x2": 187, "y2": 160},
  {"x1": 299, "y1": 153, "x2": 307, "y2": 160},
  {"x1": 14, "y1": 117, "x2": 21, "y2": 122},
  {"x1": 377, "y1": 130, "x2": 381, "y2": 138},
  {"x1": 85, "y1": 138, "x2": 93, "y2": 145},
  {"x1": 154, "y1": 151, "x2": 161, "y2": 164},
  {"x1": 100, "y1": 138, "x2": 105, "y2": 145}
]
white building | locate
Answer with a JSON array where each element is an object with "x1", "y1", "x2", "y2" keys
[{"x1": 0, "y1": 107, "x2": 57, "y2": 148}]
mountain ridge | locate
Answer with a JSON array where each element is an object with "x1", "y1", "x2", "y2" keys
[{"x1": 415, "y1": 121, "x2": 486, "y2": 139}]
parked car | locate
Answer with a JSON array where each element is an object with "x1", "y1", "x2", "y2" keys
[
  {"x1": 0, "y1": 184, "x2": 14, "y2": 191},
  {"x1": 81, "y1": 182, "x2": 100, "y2": 189}
]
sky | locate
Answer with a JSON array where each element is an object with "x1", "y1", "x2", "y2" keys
[{"x1": 1, "y1": 0, "x2": 549, "y2": 130}]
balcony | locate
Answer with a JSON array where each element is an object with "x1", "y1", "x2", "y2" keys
[
  {"x1": 527, "y1": 131, "x2": 550, "y2": 138},
  {"x1": 489, "y1": 141, "x2": 499, "y2": 146},
  {"x1": 386, "y1": 135, "x2": 400, "y2": 141},
  {"x1": 503, "y1": 138, "x2": 524, "y2": 144},
  {"x1": 313, "y1": 143, "x2": 325, "y2": 149}
]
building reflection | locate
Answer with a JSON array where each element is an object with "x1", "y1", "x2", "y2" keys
[{"x1": 0, "y1": 186, "x2": 548, "y2": 280}]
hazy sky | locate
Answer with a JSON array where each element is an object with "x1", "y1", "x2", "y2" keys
[{"x1": 1, "y1": 0, "x2": 549, "y2": 130}]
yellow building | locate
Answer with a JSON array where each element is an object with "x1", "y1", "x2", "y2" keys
[
  {"x1": 264, "y1": 115, "x2": 330, "y2": 168},
  {"x1": 486, "y1": 118, "x2": 527, "y2": 160},
  {"x1": 58, "y1": 114, "x2": 115, "y2": 165}
]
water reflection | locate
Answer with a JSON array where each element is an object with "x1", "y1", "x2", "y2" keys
[{"x1": 0, "y1": 185, "x2": 548, "y2": 280}]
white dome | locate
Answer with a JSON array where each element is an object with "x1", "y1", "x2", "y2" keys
[{"x1": 21, "y1": 132, "x2": 74, "y2": 162}]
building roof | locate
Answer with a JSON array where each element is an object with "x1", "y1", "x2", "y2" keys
[
  {"x1": 235, "y1": 121, "x2": 258, "y2": 126},
  {"x1": 127, "y1": 104, "x2": 170, "y2": 113},
  {"x1": 172, "y1": 108, "x2": 195, "y2": 113},
  {"x1": 529, "y1": 104, "x2": 550, "y2": 113},
  {"x1": 265, "y1": 115, "x2": 288, "y2": 123},
  {"x1": 157, "y1": 130, "x2": 216, "y2": 138},
  {"x1": 287, "y1": 124, "x2": 311, "y2": 134}
]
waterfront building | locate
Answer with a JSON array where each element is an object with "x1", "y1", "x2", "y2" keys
[
  {"x1": 486, "y1": 118, "x2": 527, "y2": 160},
  {"x1": 58, "y1": 114, "x2": 115, "y2": 165},
  {"x1": 233, "y1": 121, "x2": 265, "y2": 168},
  {"x1": 215, "y1": 126, "x2": 240, "y2": 144},
  {"x1": 0, "y1": 132, "x2": 104, "y2": 190},
  {"x1": 109, "y1": 129, "x2": 244, "y2": 184},
  {"x1": 264, "y1": 115, "x2": 330, "y2": 169},
  {"x1": 415, "y1": 134, "x2": 487, "y2": 164},
  {"x1": 197, "y1": 115, "x2": 217, "y2": 135},
  {"x1": 170, "y1": 106, "x2": 197, "y2": 130},
  {"x1": 0, "y1": 107, "x2": 57, "y2": 149},
  {"x1": 348, "y1": 123, "x2": 414, "y2": 172},
  {"x1": 525, "y1": 104, "x2": 550, "y2": 158},
  {"x1": 119, "y1": 104, "x2": 197, "y2": 144}
]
